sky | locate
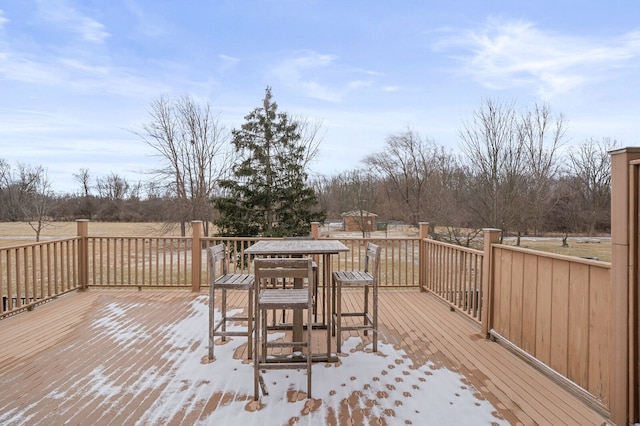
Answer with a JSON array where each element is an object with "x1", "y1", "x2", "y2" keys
[{"x1": 1, "y1": 0, "x2": 639, "y2": 194}]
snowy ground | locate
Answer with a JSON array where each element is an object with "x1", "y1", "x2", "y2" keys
[{"x1": 0, "y1": 296, "x2": 508, "y2": 425}]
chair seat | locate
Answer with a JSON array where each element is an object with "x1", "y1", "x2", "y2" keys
[
  {"x1": 332, "y1": 271, "x2": 373, "y2": 286},
  {"x1": 215, "y1": 273, "x2": 254, "y2": 289},
  {"x1": 259, "y1": 288, "x2": 310, "y2": 309}
]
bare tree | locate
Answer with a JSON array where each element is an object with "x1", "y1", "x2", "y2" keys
[
  {"x1": 94, "y1": 172, "x2": 141, "y2": 221},
  {"x1": 135, "y1": 95, "x2": 232, "y2": 236},
  {"x1": 292, "y1": 114, "x2": 324, "y2": 169},
  {"x1": 73, "y1": 168, "x2": 94, "y2": 219},
  {"x1": 0, "y1": 161, "x2": 53, "y2": 240},
  {"x1": 74, "y1": 168, "x2": 92, "y2": 197},
  {"x1": 364, "y1": 127, "x2": 441, "y2": 226},
  {"x1": 459, "y1": 99, "x2": 527, "y2": 238},
  {"x1": 567, "y1": 137, "x2": 616, "y2": 235},
  {"x1": 18, "y1": 164, "x2": 54, "y2": 242},
  {"x1": 519, "y1": 102, "x2": 566, "y2": 236}
]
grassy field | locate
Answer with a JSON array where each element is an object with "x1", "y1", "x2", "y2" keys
[
  {"x1": 0, "y1": 221, "x2": 612, "y2": 262},
  {"x1": 0, "y1": 222, "x2": 185, "y2": 248},
  {"x1": 502, "y1": 237, "x2": 611, "y2": 263}
]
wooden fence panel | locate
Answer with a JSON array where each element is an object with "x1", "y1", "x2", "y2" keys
[
  {"x1": 521, "y1": 253, "x2": 538, "y2": 355},
  {"x1": 550, "y1": 259, "x2": 570, "y2": 377},
  {"x1": 510, "y1": 250, "x2": 525, "y2": 348},
  {"x1": 536, "y1": 256, "x2": 553, "y2": 365},
  {"x1": 588, "y1": 265, "x2": 610, "y2": 405},
  {"x1": 489, "y1": 244, "x2": 611, "y2": 410},
  {"x1": 568, "y1": 262, "x2": 590, "y2": 387}
]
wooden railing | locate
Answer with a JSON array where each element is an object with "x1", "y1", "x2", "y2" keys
[
  {"x1": 202, "y1": 236, "x2": 419, "y2": 289},
  {"x1": 0, "y1": 220, "x2": 613, "y2": 416},
  {"x1": 87, "y1": 237, "x2": 195, "y2": 288},
  {"x1": 421, "y1": 238, "x2": 483, "y2": 322},
  {"x1": 488, "y1": 243, "x2": 611, "y2": 412},
  {"x1": 419, "y1": 224, "x2": 611, "y2": 415},
  {"x1": 0, "y1": 238, "x2": 80, "y2": 315},
  {"x1": 0, "y1": 223, "x2": 419, "y2": 315}
]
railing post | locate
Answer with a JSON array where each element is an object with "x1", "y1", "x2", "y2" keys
[
  {"x1": 311, "y1": 222, "x2": 319, "y2": 239},
  {"x1": 609, "y1": 147, "x2": 640, "y2": 425},
  {"x1": 191, "y1": 221, "x2": 203, "y2": 292},
  {"x1": 481, "y1": 228, "x2": 500, "y2": 338},
  {"x1": 418, "y1": 222, "x2": 429, "y2": 292},
  {"x1": 76, "y1": 219, "x2": 89, "y2": 290}
]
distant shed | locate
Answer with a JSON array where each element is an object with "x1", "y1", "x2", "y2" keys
[{"x1": 341, "y1": 210, "x2": 378, "y2": 232}]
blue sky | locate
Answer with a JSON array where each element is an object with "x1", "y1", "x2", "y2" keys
[{"x1": 1, "y1": 1, "x2": 639, "y2": 194}]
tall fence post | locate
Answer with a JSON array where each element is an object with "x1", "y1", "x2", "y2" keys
[
  {"x1": 609, "y1": 147, "x2": 640, "y2": 425},
  {"x1": 76, "y1": 219, "x2": 89, "y2": 290},
  {"x1": 481, "y1": 228, "x2": 500, "y2": 338},
  {"x1": 191, "y1": 221, "x2": 203, "y2": 292},
  {"x1": 311, "y1": 222, "x2": 319, "y2": 239},
  {"x1": 418, "y1": 222, "x2": 429, "y2": 292}
]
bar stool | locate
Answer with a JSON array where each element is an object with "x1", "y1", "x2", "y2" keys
[
  {"x1": 254, "y1": 257, "x2": 315, "y2": 399},
  {"x1": 208, "y1": 244, "x2": 255, "y2": 360},
  {"x1": 331, "y1": 242, "x2": 381, "y2": 353}
]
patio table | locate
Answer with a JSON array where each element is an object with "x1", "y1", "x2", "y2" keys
[{"x1": 245, "y1": 239, "x2": 348, "y2": 361}]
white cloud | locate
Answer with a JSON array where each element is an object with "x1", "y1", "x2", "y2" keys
[
  {"x1": 271, "y1": 51, "x2": 373, "y2": 102},
  {"x1": 435, "y1": 18, "x2": 640, "y2": 98},
  {"x1": 36, "y1": 0, "x2": 110, "y2": 44},
  {"x1": 218, "y1": 53, "x2": 240, "y2": 72},
  {"x1": 0, "y1": 9, "x2": 8, "y2": 28}
]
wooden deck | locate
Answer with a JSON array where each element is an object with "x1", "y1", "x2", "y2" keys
[{"x1": 0, "y1": 288, "x2": 608, "y2": 425}]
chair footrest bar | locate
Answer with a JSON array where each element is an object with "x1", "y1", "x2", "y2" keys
[
  {"x1": 264, "y1": 341, "x2": 309, "y2": 349},
  {"x1": 259, "y1": 362, "x2": 311, "y2": 370},
  {"x1": 214, "y1": 330, "x2": 254, "y2": 337}
]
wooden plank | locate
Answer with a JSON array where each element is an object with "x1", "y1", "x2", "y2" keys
[
  {"x1": 379, "y1": 290, "x2": 605, "y2": 425},
  {"x1": 0, "y1": 288, "x2": 609, "y2": 425},
  {"x1": 588, "y1": 265, "x2": 611, "y2": 405},
  {"x1": 550, "y1": 259, "x2": 570, "y2": 376},
  {"x1": 536, "y1": 256, "x2": 553, "y2": 365},
  {"x1": 509, "y1": 250, "x2": 524, "y2": 348},
  {"x1": 498, "y1": 248, "x2": 513, "y2": 338},
  {"x1": 568, "y1": 262, "x2": 589, "y2": 388},
  {"x1": 521, "y1": 252, "x2": 538, "y2": 355}
]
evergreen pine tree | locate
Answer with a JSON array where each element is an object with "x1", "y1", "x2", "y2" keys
[{"x1": 214, "y1": 87, "x2": 325, "y2": 237}]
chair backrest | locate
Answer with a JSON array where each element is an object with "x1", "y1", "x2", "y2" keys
[
  {"x1": 254, "y1": 258, "x2": 314, "y2": 292},
  {"x1": 207, "y1": 244, "x2": 228, "y2": 285},
  {"x1": 364, "y1": 242, "x2": 381, "y2": 283}
]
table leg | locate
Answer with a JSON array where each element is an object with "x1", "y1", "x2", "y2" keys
[{"x1": 324, "y1": 253, "x2": 332, "y2": 359}]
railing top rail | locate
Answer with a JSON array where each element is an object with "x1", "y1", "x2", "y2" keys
[
  {"x1": 423, "y1": 238, "x2": 483, "y2": 255},
  {"x1": 328, "y1": 237, "x2": 420, "y2": 242},
  {"x1": 492, "y1": 243, "x2": 611, "y2": 268},
  {"x1": 0, "y1": 236, "x2": 80, "y2": 251}
]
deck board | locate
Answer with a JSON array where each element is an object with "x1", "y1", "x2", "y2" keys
[{"x1": 0, "y1": 287, "x2": 608, "y2": 425}]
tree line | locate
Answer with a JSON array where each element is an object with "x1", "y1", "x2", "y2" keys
[{"x1": 0, "y1": 93, "x2": 614, "y2": 243}]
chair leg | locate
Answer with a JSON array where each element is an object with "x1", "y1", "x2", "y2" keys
[
  {"x1": 247, "y1": 287, "x2": 253, "y2": 359},
  {"x1": 209, "y1": 285, "x2": 215, "y2": 360},
  {"x1": 336, "y1": 282, "x2": 342, "y2": 353},
  {"x1": 331, "y1": 277, "x2": 336, "y2": 336},
  {"x1": 221, "y1": 288, "x2": 227, "y2": 341},
  {"x1": 364, "y1": 284, "x2": 369, "y2": 336},
  {"x1": 262, "y1": 307, "x2": 269, "y2": 363},
  {"x1": 373, "y1": 283, "x2": 378, "y2": 353},
  {"x1": 254, "y1": 301, "x2": 260, "y2": 400},
  {"x1": 307, "y1": 300, "x2": 313, "y2": 398}
]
